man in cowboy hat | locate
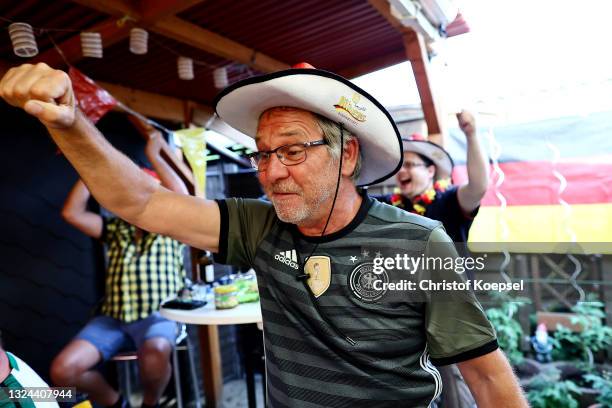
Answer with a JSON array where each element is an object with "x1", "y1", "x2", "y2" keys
[
  {"x1": 0, "y1": 63, "x2": 526, "y2": 407},
  {"x1": 380, "y1": 111, "x2": 489, "y2": 243}
]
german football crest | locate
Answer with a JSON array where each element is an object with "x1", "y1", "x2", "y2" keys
[{"x1": 304, "y1": 256, "x2": 331, "y2": 297}]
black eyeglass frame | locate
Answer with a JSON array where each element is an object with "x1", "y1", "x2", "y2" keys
[
  {"x1": 401, "y1": 161, "x2": 428, "y2": 169},
  {"x1": 247, "y1": 139, "x2": 327, "y2": 171}
]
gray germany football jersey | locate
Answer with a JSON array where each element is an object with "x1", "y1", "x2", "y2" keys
[{"x1": 215, "y1": 195, "x2": 497, "y2": 407}]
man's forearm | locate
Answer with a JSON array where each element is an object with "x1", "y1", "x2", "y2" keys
[
  {"x1": 469, "y1": 370, "x2": 528, "y2": 407},
  {"x1": 146, "y1": 149, "x2": 188, "y2": 195},
  {"x1": 458, "y1": 132, "x2": 489, "y2": 212},
  {"x1": 62, "y1": 179, "x2": 90, "y2": 216},
  {"x1": 48, "y1": 110, "x2": 158, "y2": 224},
  {"x1": 466, "y1": 133, "x2": 489, "y2": 194},
  {"x1": 459, "y1": 350, "x2": 528, "y2": 408}
]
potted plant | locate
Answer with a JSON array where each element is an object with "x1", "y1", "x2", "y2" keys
[
  {"x1": 551, "y1": 297, "x2": 612, "y2": 366},
  {"x1": 527, "y1": 367, "x2": 582, "y2": 408},
  {"x1": 584, "y1": 371, "x2": 612, "y2": 408},
  {"x1": 485, "y1": 292, "x2": 530, "y2": 365}
]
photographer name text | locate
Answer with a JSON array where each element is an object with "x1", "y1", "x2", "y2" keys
[{"x1": 374, "y1": 279, "x2": 524, "y2": 292}]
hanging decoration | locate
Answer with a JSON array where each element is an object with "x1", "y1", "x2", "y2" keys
[
  {"x1": 68, "y1": 67, "x2": 117, "y2": 123},
  {"x1": 2, "y1": 17, "x2": 246, "y2": 86},
  {"x1": 487, "y1": 127, "x2": 513, "y2": 284},
  {"x1": 213, "y1": 67, "x2": 229, "y2": 89},
  {"x1": 129, "y1": 28, "x2": 148, "y2": 55},
  {"x1": 545, "y1": 140, "x2": 585, "y2": 303},
  {"x1": 8, "y1": 22, "x2": 38, "y2": 57},
  {"x1": 177, "y1": 57, "x2": 194, "y2": 80},
  {"x1": 80, "y1": 32, "x2": 103, "y2": 58}
]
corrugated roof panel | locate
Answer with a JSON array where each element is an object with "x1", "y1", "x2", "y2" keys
[{"x1": 177, "y1": 0, "x2": 405, "y2": 72}]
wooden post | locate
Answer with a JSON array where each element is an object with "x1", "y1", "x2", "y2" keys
[
  {"x1": 530, "y1": 255, "x2": 543, "y2": 311},
  {"x1": 596, "y1": 256, "x2": 609, "y2": 312},
  {"x1": 367, "y1": 0, "x2": 446, "y2": 146},
  {"x1": 198, "y1": 326, "x2": 223, "y2": 408},
  {"x1": 402, "y1": 29, "x2": 445, "y2": 146},
  {"x1": 514, "y1": 255, "x2": 531, "y2": 341}
]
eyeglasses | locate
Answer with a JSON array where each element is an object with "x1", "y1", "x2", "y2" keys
[
  {"x1": 247, "y1": 139, "x2": 327, "y2": 171},
  {"x1": 402, "y1": 161, "x2": 427, "y2": 169}
]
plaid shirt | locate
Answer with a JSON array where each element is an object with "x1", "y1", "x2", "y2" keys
[{"x1": 100, "y1": 218, "x2": 185, "y2": 323}]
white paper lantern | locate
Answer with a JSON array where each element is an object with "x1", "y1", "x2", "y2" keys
[
  {"x1": 177, "y1": 57, "x2": 194, "y2": 80},
  {"x1": 213, "y1": 67, "x2": 229, "y2": 89},
  {"x1": 8, "y1": 23, "x2": 38, "y2": 58},
  {"x1": 129, "y1": 28, "x2": 148, "y2": 55},
  {"x1": 81, "y1": 32, "x2": 103, "y2": 58}
]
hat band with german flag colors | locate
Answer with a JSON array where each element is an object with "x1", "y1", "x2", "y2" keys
[{"x1": 213, "y1": 66, "x2": 403, "y2": 186}]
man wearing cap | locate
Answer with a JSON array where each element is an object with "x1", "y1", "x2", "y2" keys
[
  {"x1": 380, "y1": 111, "x2": 489, "y2": 243},
  {"x1": 0, "y1": 64, "x2": 526, "y2": 407}
]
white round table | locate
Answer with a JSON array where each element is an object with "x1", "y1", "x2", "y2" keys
[
  {"x1": 160, "y1": 300, "x2": 264, "y2": 408},
  {"x1": 160, "y1": 300, "x2": 262, "y2": 326}
]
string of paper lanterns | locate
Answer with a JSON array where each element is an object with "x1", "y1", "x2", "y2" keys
[{"x1": 4, "y1": 18, "x2": 236, "y2": 87}]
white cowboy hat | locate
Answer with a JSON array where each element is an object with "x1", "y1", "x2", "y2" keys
[
  {"x1": 213, "y1": 67, "x2": 402, "y2": 186},
  {"x1": 401, "y1": 136, "x2": 454, "y2": 180}
]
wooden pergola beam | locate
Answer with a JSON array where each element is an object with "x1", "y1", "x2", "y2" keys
[
  {"x1": 403, "y1": 30, "x2": 444, "y2": 138},
  {"x1": 72, "y1": 0, "x2": 207, "y2": 23},
  {"x1": 137, "y1": 0, "x2": 205, "y2": 24},
  {"x1": 368, "y1": 0, "x2": 403, "y2": 31},
  {"x1": 152, "y1": 16, "x2": 290, "y2": 72},
  {"x1": 338, "y1": 50, "x2": 406, "y2": 79},
  {"x1": 368, "y1": 0, "x2": 445, "y2": 144},
  {"x1": 71, "y1": 0, "x2": 140, "y2": 18},
  {"x1": 98, "y1": 80, "x2": 213, "y2": 123}
]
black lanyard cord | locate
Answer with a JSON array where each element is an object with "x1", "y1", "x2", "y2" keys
[
  {"x1": 292, "y1": 125, "x2": 356, "y2": 346},
  {"x1": 295, "y1": 124, "x2": 345, "y2": 281}
]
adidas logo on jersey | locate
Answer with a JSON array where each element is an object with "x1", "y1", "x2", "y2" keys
[{"x1": 275, "y1": 249, "x2": 299, "y2": 270}]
